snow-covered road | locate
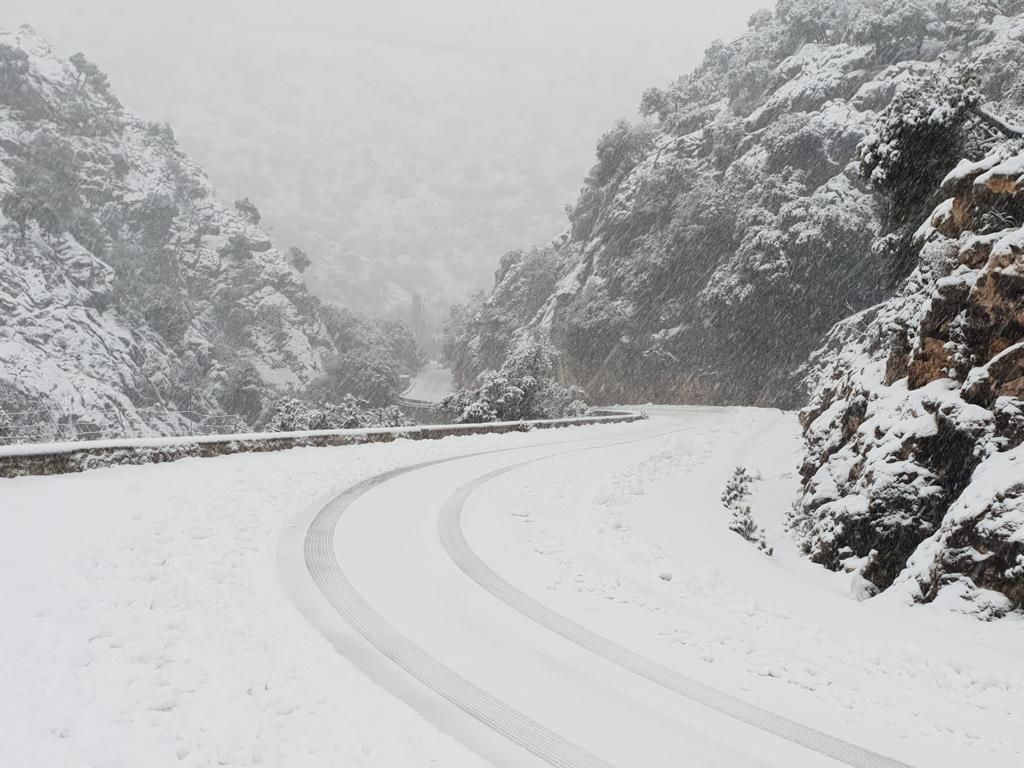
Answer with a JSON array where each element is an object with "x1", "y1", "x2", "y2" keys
[
  {"x1": 2, "y1": 408, "x2": 1022, "y2": 767},
  {"x1": 284, "y1": 408, "x2": 1023, "y2": 768},
  {"x1": 401, "y1": 362, "x2": 455, "y2": 403}
]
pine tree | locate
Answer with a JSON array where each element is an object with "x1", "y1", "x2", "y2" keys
[{"x1": 721, "y1": 466, "x2": 772, "y2": 555}]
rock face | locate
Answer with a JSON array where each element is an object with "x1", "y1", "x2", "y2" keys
[
  {"x1": 446, "y1": 5, "x2": 1024, "y2": 408},
  {"x1": 795, "y1": 146, "x2": 1024, "y2": 617},
  {"x1": 0, "y1": 27, "x2": 335, "y2": 441}
]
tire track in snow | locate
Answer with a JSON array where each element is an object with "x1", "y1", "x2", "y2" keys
[
  {"x1": 437, "y1": 446, "x2": 915, "y2": 768},
  {"x1": 305, "y1": 469, "x2": 611, "y2": 768},
  {"x1": 302, "y1": 419, "x2": 698, "y2": 768}
]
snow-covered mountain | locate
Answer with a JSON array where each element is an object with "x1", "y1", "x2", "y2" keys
[
  {"x1": 445, "y1": 1, "x2": 1022, "y2": 408},
  {"x1": 0, "y1": 26, "x2": 336, "y2": 441},
  {"x1": 795, "y1": 144, "x2": 1024, "y2": 617},
  {"x1": 442, "y1": 1, "x2": 1024, "y2": 614}
]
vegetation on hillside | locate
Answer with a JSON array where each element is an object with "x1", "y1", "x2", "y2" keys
[{"x1": 445, "y1": 0, "x2": 1024, "y2": 408}]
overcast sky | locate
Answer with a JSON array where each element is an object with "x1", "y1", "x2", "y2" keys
[{"x1": 0, "y1": 0, "x2": 769, "y2": 309}]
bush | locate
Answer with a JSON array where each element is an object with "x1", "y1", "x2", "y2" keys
[
  {"x1": 310, "y1": 349, "x2": 403, "y2": 406},
  {"x1": 440, "y1": 338, "x2": 588, "y2": 424},
  {"x1": 234, "y1": 197, "x2": 261, "y2": 225},
  {"x1": 859, "y1": 66, "x2": 981, "y2": 230},
  {"x1": 217, "y1": 364, "x2": 264, "y2": 423},
  {"x1": 266, "y1": 395, "x2": 410, "y2": 432},
  {"x1": 721, "y1": 466, "x2": 772, "y2": 555},
  {"x1": 1, "y1": 131, "x2": 83, "y2": 239},
  {"x1": 288, "y1": 246, "x2": 311, "y2": 272},
  {"x1": 69, "y1": 52, "x2": 120, "y2": 108},
  {"x1": 219, "y1": 233, "x2": 252, "y2": 261},
  {"x1": 0, "y1": 42, "x2": 45, "y2": 117}
]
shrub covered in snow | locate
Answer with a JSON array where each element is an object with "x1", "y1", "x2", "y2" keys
[
  {"x1": 266, "y1": 396, "x2": 410, "y2": 432},
  {"x1": 857, "y1": 62, "x2": 1024, "y2": 281},
  {"x1": 721, "y1": 466, "x2": 772, "y2": 556},
  {"x1": 439, "y1": 338, "x2": 587, "y2": 424}
]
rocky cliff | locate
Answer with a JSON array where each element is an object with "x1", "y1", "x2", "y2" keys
[
  {"x1": 439, "y1": 1, "x2": 1024, "y2": 617},
  {"x1": 0, "y1": 27, "x2": 336, "y2": 441},
  {"x1": 794, "y1": 144, "x2": 1024, "y2": 617},
  {"x1": 446, "y1": 1, "x2": 1023, "y2": 408}
]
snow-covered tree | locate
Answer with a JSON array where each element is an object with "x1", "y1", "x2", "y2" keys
[
  {"x1": 860, "y1": 63, "x2": 1024, "y2": 278},
  {"x1": 776, "y1": 0, "x2": 856, "y2": 47},
  {"x1": 288, "y1": 245, "x2": 311, "y2": 273},
  {"x1": 0, "y1": 42, "x2": 42, "y2": 116},
  {"x1": 440, "y1": 338, "x2": 587, "y2": 424},
  {"x1": 851, "y1": 0, "x2": 937, "y2": 60},
  {"x1": 68, "y1": 51, "x2": 119, "y2": 107},
  {"x1": 721, "y1": 466, "x2": 772, "y2": 555},
  {"x1": 234, "y1": 197, "x2": 261, "y2": 225},
  {"x1": 859, "y1": 66, "x2": 981, "y2": 225},
  {"x1": 266, "y1": 395, "x2": 409, "y2": 432}
]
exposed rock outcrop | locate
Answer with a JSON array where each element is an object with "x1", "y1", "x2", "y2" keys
[
  {"x1": 445, "y1": 4, "x2": 1024, "y2": 408},
  {"x1": 0, "y1": 27, "x2": 335, "y2": 441},
  {"x1": 794, "y1": 144, "x2": 1024, "y2": 617}
]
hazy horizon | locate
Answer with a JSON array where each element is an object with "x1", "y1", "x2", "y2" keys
[{"x1": 0, "y1": 0, "x2": 767, "y2": 314}]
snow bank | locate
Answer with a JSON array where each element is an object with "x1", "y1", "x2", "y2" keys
[
  {"x1": 2, "y1": 432, "x2": 594, "y2": 767},
  {"x1": 0, "y1": 411, "x2": 644, "y2": 478}
]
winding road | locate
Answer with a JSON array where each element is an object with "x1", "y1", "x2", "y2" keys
[
  {"x1": 401, "y1": 362, "x2": 456, "y2": 404},
  {"x1": 280, "y1": 409, "x2": 915, "y2": 768}
]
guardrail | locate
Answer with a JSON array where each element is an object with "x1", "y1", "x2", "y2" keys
[
  {"x1": 398, "y1": 396, "x2": 437, "y2": 408},
  {"x1": 0, "y1": 410, "x2": 645, "y2": 479},
  {"x1": 397, "y1": 396, "x2": 449, "y2": 425}
]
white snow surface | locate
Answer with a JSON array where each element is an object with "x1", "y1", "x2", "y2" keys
[
  {"x1": 0, "y1": 432, "x2": 510, "y2": 768},
  {"x1": 401, "y1": 361, "x2": 456, "y2": 403},
  {"x1": 0, "y1": 410, "x2": 634, "y2": 458},
  {"x1": 1, "y1": 408, "x2": 1021, "y2": 767}
]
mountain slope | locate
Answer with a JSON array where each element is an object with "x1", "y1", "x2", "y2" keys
[
  {"x1": 794, "y1": 143, "x2": 1024, "y2": 616},
  {"x1": 446, "y1": 1, "x2": 1021, "y2": 408},
  {"x1": 0, "y1": 27, "x2": 334, "y2": 441}
]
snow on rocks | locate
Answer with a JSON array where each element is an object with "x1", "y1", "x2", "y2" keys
[
  {"x1": 0, "y1": 26, "x2": 335, "y2": 443},
  {"x1": 459, "y1": 408, "x2": 1024, "y2": 766},
  {"x1": 890, "y1": 443, "x2": 1024, "y2": 614},
  {"x1": 796, "y1": 144, "x2": 1024, "y2": 617},
  {"x1": 449, "y1": 4, "x2": 1024, "y2": 409}
]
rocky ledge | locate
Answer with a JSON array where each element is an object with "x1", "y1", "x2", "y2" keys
[{"x1": 793, "y1": 145, "x2": 1024, "y2": 619}]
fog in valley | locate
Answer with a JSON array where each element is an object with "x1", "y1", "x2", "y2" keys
[
  {"x1": 0, "y1": 0, "x2": 764, "y2": 318},
  {"x1": 3, "y1": 3, "x2": 1024, "y2": 763}
]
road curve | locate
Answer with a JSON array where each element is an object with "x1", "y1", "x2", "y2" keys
[
  {"x1": 304, "y1": 459, "x2": 614, "y2": 768},
  {"x1": 437, "y1": 459, "x2": 913, "y2": 768},
  {"x1": 287, "y1": 412, "x2": 914, "y2": 768},
  {"x1": 292, "y1": 418, "x2": 711, "y2": 768}
]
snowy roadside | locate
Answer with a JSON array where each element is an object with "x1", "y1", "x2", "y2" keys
[
  {"x1": 0, "y1": 430, "x2": 594, "y2": 768},
  {"x1": 5, "y1": 407, "x2": 1022, "y2": 768},
  {"x1": 401, "y1": 362, "x2": 456, "y2": 403},
  {"x1": 462, "y1": 407, "x2": 1024, "y2": 768}
]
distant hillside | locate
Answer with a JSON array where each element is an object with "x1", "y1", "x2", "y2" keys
[
  {"x1": 0, "y1": 27, "x2": 412, "y2": 442},
  {"x1": 3, "y1": 0, "x2": 769, "y2": 318},
  {"x1": 446, "y1": 0, "x2": 1023, "y2": 408}
]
